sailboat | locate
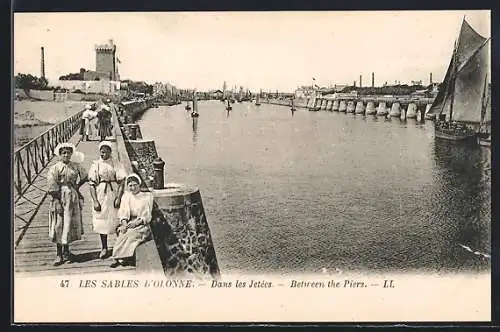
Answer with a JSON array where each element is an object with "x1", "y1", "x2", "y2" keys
[
  {"x1": 226, "y1": 98, "x2": 232, "y2": 111},
  {"x1": 290, "y1": 97, "x2": 296, "y2": 112},
  {"x1": 191, "y1": 93, "x2": 199, "y2": 118},
  {"x1": 255, "y1": 90, "x2": 261, "y2": 106},
  {"x1": 426, "y1": 18, "x2": 490, "y2": 142}
]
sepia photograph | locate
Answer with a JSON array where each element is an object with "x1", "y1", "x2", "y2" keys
[{"x1": 12, "y1": 10, "x2": 491, "y2": 323}]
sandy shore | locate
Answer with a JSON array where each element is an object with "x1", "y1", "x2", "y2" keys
[
  {"x1": 14, "y1": 100, "x2": 86, "y2": 126},
  {"x1": 13, "y1": 100, "x2": 86, "y2": 148}
]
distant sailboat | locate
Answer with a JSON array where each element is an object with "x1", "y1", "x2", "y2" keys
[
  {"x1": 255, "y1": 90, "x2": 261, "y2": 106},
  {"x1": 426, "y1": 18, "x2": 490, "y2": 142},
  {"x1": 191, "y1": 93, "x2": 199, "y2": 118},
  {"x1": 290, "y1": 98, "x2": 296, "y2": 112},
  {"x1": 226, "y1": 98, "x2": 232, "y2": 111}
]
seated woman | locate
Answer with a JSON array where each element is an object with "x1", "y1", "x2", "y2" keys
[{"x1": 111, "y1": 173, "x2": 154, "y2": 268}]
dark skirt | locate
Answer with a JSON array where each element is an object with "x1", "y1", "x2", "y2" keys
[
  {"x1": 79, "y1": 119, "x2": 86, "y2": 135},
  {"x1": 98, "y1": 121, "x2": 113, "y2": 138}
]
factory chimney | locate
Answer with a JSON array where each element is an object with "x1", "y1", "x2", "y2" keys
[
  {"x1": 372, "y1": 72, "x2": 375, "y2": 87},
  {"x1": 429, "y1": 72, "x2": 433, "y2": 85},
  {"x1": 359, "y1": 75, "x2": 362, "y2": 88},
  {"x1": 40, "y1": 47, "x2": 45, "y2": 79}
]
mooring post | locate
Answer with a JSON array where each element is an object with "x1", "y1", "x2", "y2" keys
[
  {"x1": 153, "y1": 157, "x2": 166, "y2": 190},
  {"x1": 129, "y1": 124, "x2": 138, "y2": 140}
]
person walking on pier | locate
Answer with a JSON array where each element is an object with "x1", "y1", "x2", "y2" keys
[
  {"x1": 47, "y1": 142, "x2": 87, "y2": 266},
  {"x1": 110, "y1": 173, "x2": 154, "y2": 268},
  {"x1": 81, "y1": 104, "x2": 97, "y2": 141},
  {"x1": 96, "y1": 104, "x2": 113, "y2": 142},
  {"x1": 88, "y1": 141, "x2": 126, "y2": 259}
]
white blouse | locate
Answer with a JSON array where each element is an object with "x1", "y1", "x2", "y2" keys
[
  {"x1": 87, "y1": 158, "x2": 126, "y2": 186},
  {"x1": 118, "y1": 191, "x2": 154, "y2": 223}
]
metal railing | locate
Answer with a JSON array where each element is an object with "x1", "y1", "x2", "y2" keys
[{"x1": 13, "y1": 109, "x2": 84, "y2": 201}]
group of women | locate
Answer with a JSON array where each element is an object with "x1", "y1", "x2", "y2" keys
[
  {"x1": 79, "y1": 99, "x2": 114, "y2": 142},
  {"x1": 47, "y1": 139, "x2": 154, "y2": 268}
]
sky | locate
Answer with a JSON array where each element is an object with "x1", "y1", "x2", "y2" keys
[{"x1": 13, "y1": 10, "x2": 490, "y2": 92}]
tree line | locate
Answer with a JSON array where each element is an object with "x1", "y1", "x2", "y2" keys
[{"x1": 15, "y1": 73, "x2": 50, "y2": 91}]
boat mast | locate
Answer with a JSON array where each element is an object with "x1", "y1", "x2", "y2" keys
[
  {"x1": 444, "y1": 40, "x2": 458, "y2": 124},
  {"x1": 479, "y1": 73, "x2": 488, "y2": 132}
]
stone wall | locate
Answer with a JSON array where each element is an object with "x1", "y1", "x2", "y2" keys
[
  {"x1": 124, "y1": 139, "x2": 158, "y2": 186},
  {"x1": 16, "y1": 89, "x2": 54, "y2": 101}
]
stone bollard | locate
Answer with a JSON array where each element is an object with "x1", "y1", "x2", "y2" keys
[
  {"x1": 148, "y1": 183, "x2": 220, "y2": 279},
  {"x1": 153, "y1": 157, "x2": 166, "y2": 190},
  {"x1": 129, "y1": 124, "x2": 138, "y2": 140}
]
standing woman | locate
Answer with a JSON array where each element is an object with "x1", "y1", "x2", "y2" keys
[
  {"x1": 47, "y1": 142, "x2": 87, "y2": 266},
  {"x1": 81, "y1": 104, "x2": 96, "y2": 141},
  {"x1": 111, "y1": 174, "x2": 154, "y2": 268},
  {"x1": 97, "y1": 104, "x2": 113, "y2": 142},
  {"x1": 88, "y1": 141, "x2": 126, "y2": 259}
]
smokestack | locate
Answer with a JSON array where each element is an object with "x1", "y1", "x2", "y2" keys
[
  {"x1": 40, "y1": 47, "x2": 45, "y2": 79},
  {"x1": 359, "y1": 75, "x2": 362, "y2": 88},
  {"x1": 372, "y1": 72, "x2": 375, "y2": 87},
  {"x1": 430, "y1": 72, "x2": 433, "y2": 85},
  {"x1": 353, "y1": 80, "x2": 356, "y2": 87}
]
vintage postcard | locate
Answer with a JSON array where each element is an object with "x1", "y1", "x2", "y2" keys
[{"x1": 12, "y1": 10, "x2": 491, "y2": 323}]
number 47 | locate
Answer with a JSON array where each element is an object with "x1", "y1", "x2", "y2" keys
[{"x1": 60, "y1": 280, "x2": 69, "y2": 288}]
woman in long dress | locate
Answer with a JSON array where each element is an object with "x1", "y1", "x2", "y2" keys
[
  {"x1": 88, "y1": 141, "x2": 126, "y2": 259},
  {"x1": 96, "y1": 104, "x2": 113, "y2": 142},
  {"x1": 111, "y1": 173, "x2": 154, "y2": 268},
  {"x1": 47, "y1": 142, "x2": 87, "y2": 265},
  {"x1": 81, "y1": 104, "x2": 97, "y2": 141}
]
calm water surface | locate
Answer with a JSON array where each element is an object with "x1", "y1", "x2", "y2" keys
[{"x1": 138, "y1": 101, "x2": 490, "y2": 274}]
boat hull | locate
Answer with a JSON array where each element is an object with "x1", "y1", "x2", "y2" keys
[{"x1": 434, "y1": 129, "x2": 476, "y2": 141}]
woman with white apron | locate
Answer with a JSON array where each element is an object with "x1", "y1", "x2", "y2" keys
[{"x1": 88, "y1": 141, "x2": 126, "y2": 258}]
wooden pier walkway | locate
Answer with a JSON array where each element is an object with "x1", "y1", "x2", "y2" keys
[{"x1": 14, "y1": 130, "x2": 136, "y2": 277}]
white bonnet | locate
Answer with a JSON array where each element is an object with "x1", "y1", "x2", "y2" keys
[
  {"x1": 98, "y1": 140, "x2": 114, "y2": 152},
  {"x1": 53, "y1": 142, "x2": 84, "y2": 163},
  {"x1": 125, "y1": 173, "x2": 142, "y2": 185}
]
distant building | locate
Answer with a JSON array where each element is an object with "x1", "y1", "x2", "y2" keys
[
  {"x1": 294, "y1": 85, "x2": 317, "y2": 98},
  {"x1": 152, "y1": 82, "x2": 179, "y2": 97},
  {"x1": 55, "y1": 80, "x2": 121, "y2": 94},
  {"x1": 83, "y1": 39, "x2": 119, "y2": 81}
]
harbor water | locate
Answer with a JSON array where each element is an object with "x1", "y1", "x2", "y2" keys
[{"x1": 137, "y1": 100, "x2": 491, "y2": 274}]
